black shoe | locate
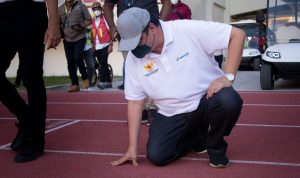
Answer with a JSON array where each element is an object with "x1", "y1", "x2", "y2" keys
[
  {"x1": 10, "y1": 133, "x2": 25, "y2": 151},
  {"x1": 97, "y1": 82, "x2": 105, "y2": 89},
  {"x1": 192, "y1": 136, "x2": 207, "y2": 154},
  {"x1": 10, "y1": 122, "x2": 25, "y2": 151},
  {"x1": 141, "y1": 109, "x2": 148, "y2": 124},
  {"x1": 147, "y1": 108, "x2": 157, "y2": 126},
  {"x1": 15, "y1": 139, "x2": 44, "y2": 163},
  {"x1": 117, "y1": 84, "x2": 124, "y2": 90},
  {"x1": 209, "y1": 153, "x2": 229, "y2": 168}
]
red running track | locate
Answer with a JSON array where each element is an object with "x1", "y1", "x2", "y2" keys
[{"x1": 0, "y1": 91, "x2": 299, "y2": 178}]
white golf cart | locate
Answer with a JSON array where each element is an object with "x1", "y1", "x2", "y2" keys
[
  {"x1": 260, "y1": 0, "x2": 300, "y2": 90},
  {"x1": 231, "y1": 20, "x2": 265, "y2": 71}
]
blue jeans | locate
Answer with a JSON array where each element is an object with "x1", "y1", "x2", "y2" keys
[
  {"x1": 63, "y1": 38, "x2": 88, "y2": 85},
  {"x1": 146, "y1": 87, "x2": 243, "y2": 166}
]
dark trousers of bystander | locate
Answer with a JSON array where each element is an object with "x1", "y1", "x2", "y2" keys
[
  {"x1": 95, "y1": 46, "x2": 111, "y2": 83},
  {"x1": 63, "y1": 38, "x2": 88, "y2": 85},
  {"x1": 0, "y1": 1, "x2": 48, "y2": 148}
]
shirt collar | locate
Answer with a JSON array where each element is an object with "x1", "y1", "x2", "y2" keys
[{"x1": 148, "y1": 20, "x2": 174, "y2": 58}]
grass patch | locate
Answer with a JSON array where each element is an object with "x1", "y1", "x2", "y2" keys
[
  {"x1": 7, "y1": 76, "x2": 70, "y2": 91},
  {"x1": 7, "y1": 75, "x2": 122, "y2": 91}
]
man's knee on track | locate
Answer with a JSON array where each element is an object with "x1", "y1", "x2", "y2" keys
[{"x1": 146, "y1": 147, "x2": 169, "y2": 166}]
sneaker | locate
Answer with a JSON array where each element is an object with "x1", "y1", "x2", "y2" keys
[
  {"x1": 14, "y1": 138, "x2": 44, "y2": 163},
  {"x1": 192, "y1": 148, "x2": 207, "y2": 154},
  {"x1": 141, "y1": 109, "x2": 148, "y2": 124},
  {"x1": 105, "y1": 82, "x2": 112, "y2": 88},
  {"x1": 97, "y1": 82, "x2": 105, "y2": 90},
  {"x1": 68, "y1": 85, "x2": 80, "y2": 92},
  {"x1": 147, "y1": 108, "x2": 157, "y2": 126},
  {"x1": 82, "y1": 79, "x2": 89, "y2": 89},
  {"x1": 209, "y1": 153, "x2": 229, "y2": 168}
]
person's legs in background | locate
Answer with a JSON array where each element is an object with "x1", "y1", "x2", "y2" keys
[
  {"x1": 83, "y1": 48, "x2": 95, "y2": 86},
  {"x1": 118, "y1": 51, "x2": 128, "y2": 90},
  {"x1": 73, "y1": 38, "x2": 89, "y2": 89},
  {"x1": 63, "y1": 40, "x2": 80, "y2": 92},
  {"x1": 96, "y1": 46, "x2": 112, "y2": 89}
]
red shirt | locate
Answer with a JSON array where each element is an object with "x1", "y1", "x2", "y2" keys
[{"x1": 167, "y1": 2, "x2": 192, "y2": 21}]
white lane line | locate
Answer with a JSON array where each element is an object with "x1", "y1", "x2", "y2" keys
[
  {"x1": 47, "y1": 102, "x2": 127, "y2": 105},
  {"x1": 0, "y1": 120, "x2": 80, "y2": 149},
  {"x1": 1, "y1": 148, "x2": 298, "y2": 168},
  {"x1": 45, "y1": 120, "x2": 80, "y2": 134},
  {"x1": 244, "y1": 104, "x2": 300, "y2": 107},
  {"x1": 2, "y1": 101, "x2": 300, "y2": 107},
  {"x1": 182, "y1": 156, "x2": 300, "y2": 167},
  {"x1": 236, "y1": 123, "x2": 300, "y2": 128},
  {"x1": 1, "y1": 118, "x2": 300, "y2": 128}
]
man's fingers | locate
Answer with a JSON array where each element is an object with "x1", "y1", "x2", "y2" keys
[
  {"x1": 110, "y1": 156, "x2": 138, "y2": 166},
  {"x1": 110, "y1": 157, "x2": 128, "y2": 166},
  {"x1": 132, "y1": 159, "x2": 139, "y2": 166}
]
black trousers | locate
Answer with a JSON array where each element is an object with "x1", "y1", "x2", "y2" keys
[
  {"x1": 147, "y1": 87, "x2": 243, "y2": 166},
  {"x1": 95, "y1": 46, "x2": 111, "y2": 83},
  {"x1": 63, "y1": 38, "x2": 88, "y2": 85},
  {"x1": 0, "y1": 1, "x2": 48, "y2": 147}
]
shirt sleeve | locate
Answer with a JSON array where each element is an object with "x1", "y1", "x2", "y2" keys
[
  {"x1": 124, "y1": 53, "x2": 147, "y2": 101},
  {"x1": 82, "y1": 4, "x2": 92, "y2": 21},
  {"x1": 191, "y1": 21, "x2": 232, "y2": 55}
]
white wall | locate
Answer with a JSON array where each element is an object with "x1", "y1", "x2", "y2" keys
[
  {"x1": 229, "y1": 0, "x2": 267, "y2": 15},
  {"x1": 5, "y1": 0, "x2": 267, "y2": 77}
]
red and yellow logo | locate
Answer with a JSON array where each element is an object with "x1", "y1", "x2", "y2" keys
[{"x1": 144, "y1": 61, "x2": 154, "y2": 72}]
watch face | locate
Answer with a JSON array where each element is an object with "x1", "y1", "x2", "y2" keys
[{"x1": 226, "y1": 73, "x2": 235, "y2": 81}]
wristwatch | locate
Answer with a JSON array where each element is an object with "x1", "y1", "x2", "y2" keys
[{"x1": 225, "y1": 73, "x2": 235, "y2": 82}]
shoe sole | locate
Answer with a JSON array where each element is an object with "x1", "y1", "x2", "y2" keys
[
  {"x1": 193, "y1": 149, "x2": 207, "y2": 154},
  {"x1": 209, "y1": 162, "x2": 229, "y2": 168},
  {"x1": 15, "y1": 152, "x2": 44, "y2": 163}
]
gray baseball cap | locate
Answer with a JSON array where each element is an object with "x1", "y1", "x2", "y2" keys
[{"x1": 117, "y1": 7, "x2": 150, "y2": 51}]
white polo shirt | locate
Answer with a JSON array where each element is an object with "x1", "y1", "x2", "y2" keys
[{"x1": 125, "y1": 20, "x2": 232, "y2": 116}]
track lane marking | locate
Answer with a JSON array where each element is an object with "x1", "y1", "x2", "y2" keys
[
  {"x1": 0, "y1": 118, "x2": 299, "y2": 128},
  {"x1": 0, "y1": 120, "x2": 80, "y2": 149},
  {"x1": 45, "y1": 102, "x2": 300, "y2": 107},
  {"x1": 1, "y1": 148, "x2": 299, "y2": 167}
]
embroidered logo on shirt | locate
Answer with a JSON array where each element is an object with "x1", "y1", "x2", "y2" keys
[
  {"x1": 144, "y1": 61, "x2": 158, "y2": 77},
  {"x1": 176, "y1": 52, "x2": 190, "y2": 62}
]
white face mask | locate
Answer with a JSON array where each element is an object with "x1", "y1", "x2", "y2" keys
[
  {"x1": 94, "y1": 10, "x2": 101, "y2": 17},
  {"x1": 171, "y1": 0, "x2": 178, "y2": 4}
]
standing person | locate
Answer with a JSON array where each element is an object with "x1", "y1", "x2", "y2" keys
[
  {"x1": 103, "y1": 0, "x2": 172, "y2": 90},
  {"x1": 167, "y1": 0, "x2": 192, "y2": 21},
  {"x1": 111, "y1": 8, "x2": 245, "y2": 168},
  {"x1": 0, "y1": 0, "x2": 61, "y2": 162},
  {"x1": 59, "y1": 0, "x2": 92, "y2": 92},
  {"x1": 83, "y1": 25, "x2": 95, "y2": 87},
  {"x1": 91, "y1": 2, "x2": 113, "y2": 89}
]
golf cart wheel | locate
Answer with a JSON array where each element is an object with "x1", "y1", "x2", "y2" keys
[
  {"x1": 91, "y1": 69, "x2": 98, "y2": 86},
  {"x1": 253, "y1": 58, "x2": 261, "y2": 71},
  {"x1": 260, "y1": 63, "x2": 274, "y2": 90}
]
